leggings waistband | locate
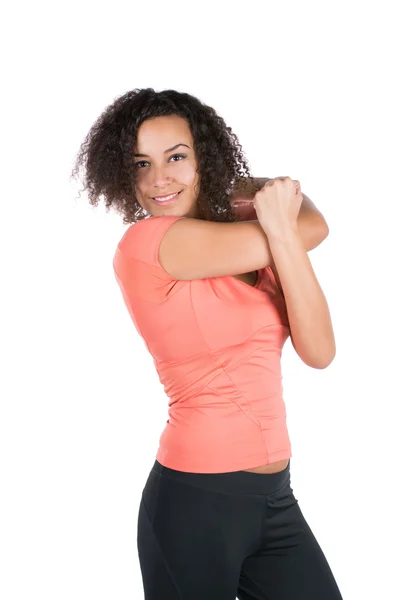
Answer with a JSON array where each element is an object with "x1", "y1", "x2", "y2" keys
[{"x1": 151, "y1": 459, "x2": 291, "y2": 496}]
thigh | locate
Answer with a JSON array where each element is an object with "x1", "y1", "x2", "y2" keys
[
  {"x1": 237, "y1": 485, "x2": 343, "y2": 600},
  {"x1": 137, "y1": 471, "x2": 263, "y2": 600},
  {"x1": 137, "y1": 498, "x2": 182, "y2": 599}
]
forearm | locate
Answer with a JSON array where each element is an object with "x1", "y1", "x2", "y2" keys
[
  {"x1": 232, "y1": 178, "x2": 328, "y2": 251},
  {"x1": 296, "y1": 197, "x2": 329, "y2": 250},
  {"x1": 266, "y1": 225, "x2": 336, "y2": 369},
  {"x1": 252, "y1": 179, "x2": 325, "y2": 222},
  {"x1": 233, "y1": 195, "x2": 328, "y2": 251}
]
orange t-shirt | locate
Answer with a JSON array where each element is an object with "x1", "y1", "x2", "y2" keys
[{"x1": 113, "y1": 215, "x2": 292, "y2": 473}]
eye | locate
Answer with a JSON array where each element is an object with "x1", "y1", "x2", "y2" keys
[
  {"x1": 169, "y1": 153, "x2": 186, "y2": 162},
  {"x1": 134, "y1": 154, "x2": 186, "y2": 169},
  {"x1": 134, "y1": 160, "x2": 149, "y2": 169}
]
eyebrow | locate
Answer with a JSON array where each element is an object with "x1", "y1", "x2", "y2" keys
[{"x1": 133, "y1": 143, "x2": 191, "y2": 158}]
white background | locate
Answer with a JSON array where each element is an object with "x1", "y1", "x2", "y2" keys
[{"x1": 1, "y1": 1, "x2": 399, "y2": 598}]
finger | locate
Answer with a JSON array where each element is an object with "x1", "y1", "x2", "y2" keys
[
  {"x1": 274, "y1": 176, "x2": 297, "y2": 185},
  {"x1": 280, "y1": 177, "x2": 298, "y2": 182}
]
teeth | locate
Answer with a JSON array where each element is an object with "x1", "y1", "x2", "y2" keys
[{"x1": 154, "y1": 192, "x2": 179, "y2": 202}]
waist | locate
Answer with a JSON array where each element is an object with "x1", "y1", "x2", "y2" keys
[
  {"x1": 156, "y1": 401, "x2": 291, "y2": 474},
  {"x1": 151, "y1": 457, "x2": 291, "y2": 495}
]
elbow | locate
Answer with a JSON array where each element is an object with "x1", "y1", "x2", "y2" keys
[
  {"x1": 292, "y1": 327, "x2": 336, "y2": 370},
  {"x1": 319, "y1": 221, "x2": 329, "y2": 240},
  {"x1": 295, "y1": 339, "x2": 336, "y2": 370},
  {"x1": 310, "y1": 356, "x2": 335, "y2": 370},
  {"x1": 320, "y1": 214, "x2": 329, "y2": 232},
  {"x1": 306, "y1": 348, "x2": 336, "y2": 370}
]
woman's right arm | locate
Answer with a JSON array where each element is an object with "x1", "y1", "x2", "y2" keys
[
  {"x1": 158, "y1": 218, "x2": 274, "y2": 281},
  {"x1": 158, "y1": 205, "x2": 329, "y2": 283}
]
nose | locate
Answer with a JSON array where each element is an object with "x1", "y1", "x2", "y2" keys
[{"x1": 151, "y1": 164, "x2": 173, "y2": 188}]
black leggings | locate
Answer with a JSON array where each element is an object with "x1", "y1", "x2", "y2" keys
[{"x1": 137, "y1": 459, "x2": 343, "y2": 599}]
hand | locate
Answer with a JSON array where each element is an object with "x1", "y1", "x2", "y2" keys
[{"x1": 254, "y1": 177, "x2": 302, "y2": 236}]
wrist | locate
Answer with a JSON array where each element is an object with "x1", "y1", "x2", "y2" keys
[{"x1": 263, "y1": 221, "x2": 300, "y2": 244}]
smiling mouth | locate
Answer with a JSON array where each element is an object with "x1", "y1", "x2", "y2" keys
[{"x1": 152, "y1": 190, "x2": 183, "y2": 202}]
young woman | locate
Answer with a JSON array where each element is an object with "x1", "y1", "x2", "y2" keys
[{"x1": 72, "y1": 88, "x2": 342, "y2": 599}]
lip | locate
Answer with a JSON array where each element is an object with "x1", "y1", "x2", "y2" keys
[{"x1": 152, "y1": 190, "x2": 182, "y2": 206}]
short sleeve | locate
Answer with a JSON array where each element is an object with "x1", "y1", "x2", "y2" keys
[
  {"x1": 112, "y1": 215, "x2": 187, "y2": 302},
  {"x1": 116, "y1": 215, "x2": 185, "y2": 268}
]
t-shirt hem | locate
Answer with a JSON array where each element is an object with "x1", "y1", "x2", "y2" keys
[{"x1": 155, "y1": 448, "x2": 292, "y2": 474}]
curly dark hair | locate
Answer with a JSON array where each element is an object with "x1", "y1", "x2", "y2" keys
[{"x1": 70, "y1": 88, "x2": 256, "y2": 224}]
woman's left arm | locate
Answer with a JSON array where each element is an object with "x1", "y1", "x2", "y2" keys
[
  {"x1": 232, "y1": 177, "x2": 334, "y2": 368},
  {"x1": 266, "y1": 224, "x2": 336, "y2": 369}
]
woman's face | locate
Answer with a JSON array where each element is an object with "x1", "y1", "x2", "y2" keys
[{"x1": 133, "y1": 115, "x2": 203, "y2": 219}]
